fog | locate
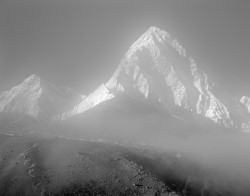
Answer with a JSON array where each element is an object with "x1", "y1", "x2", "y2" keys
[
  {"x1": 56, "y1": 108, "x2": 250, "y2": 195},
  {"x1": 4, "y1": 101, "x2": 250, "y2": 195},
  {"x1": 126, "y1": 125, "x2": 250, "y2": 195},
  {"x1": 152, "y1": 131, "x2": 250, "y2": 194}
]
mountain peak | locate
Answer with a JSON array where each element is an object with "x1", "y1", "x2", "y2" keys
[
  {"x1": 105, "y1": 26, "x2": 232, "y2": 127},
  {"x1": 125, "y1": 26, "x2": 187, "y2": 61},
  {"x1": 23, "y1": 74, "x2": 41, "y2": 87},
  {"x1": 126, "y1": 26, "x2": 167, "y2": 57},
  {"x1": 145, "y1": 26, "x2": 162, "y2": 34},
  {"x1": 55, "y1": 26, "x2": 250, "y2": 132}
]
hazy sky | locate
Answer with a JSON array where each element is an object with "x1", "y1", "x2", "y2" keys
[{"x1": 0, "y1": 0, "x2": 250, "y2": 95}]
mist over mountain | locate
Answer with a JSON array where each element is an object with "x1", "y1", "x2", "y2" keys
[
  {"x1": 1, "y1": 0, "x2": 250, "y2": 195},
  {"x1": 1, "y1": 26, "x2": 250, "y2": 133},
  {"x1": 1, "y1": 25, "x2": 250, "y2": 196},
  {"x1": 48, "y1": 26, "x2": 249, "y2": 132}
]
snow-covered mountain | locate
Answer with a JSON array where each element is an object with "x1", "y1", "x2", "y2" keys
[
  {"x1": 57, "y1": 26, "x2": 250, "y2": 131},
  {"x1": 2, "y1": 27, "x2": 250, "y2": 132},
  {"x1": 0, "y1": 74, "x2": 82, "y2": 119}
]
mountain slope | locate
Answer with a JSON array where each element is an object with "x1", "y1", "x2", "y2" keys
[
  {"x1": 4, "y1": 27, "x2": 249, "y2": 132},
  {"x1": 0, "y1": 74, "x2": 81, "y2": 119},
  {"x1": 59, "y1": 26, "x2": 241, "y2": 129},
  {"x1": 105, "y1": 26, "x2": 232, "y2": 127},
  {"x1": 57, "y1": 84, "x2": 114, "y2": 120}
]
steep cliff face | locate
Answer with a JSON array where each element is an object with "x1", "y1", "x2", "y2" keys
[
  {"x1": 59, "y1": 26, "x2": 233, "y2": 127},
  {"x1": 0, "y1": 74, "x2": 81, "y2": 119},
  {"x1": 105, "y1": 26, "x2": 232, "y2": 127}
]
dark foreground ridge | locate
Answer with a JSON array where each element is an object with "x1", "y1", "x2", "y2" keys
[
  {"x1": 0, "y1": 130, "x2": 249, "y2": 196},
  {"x1": 0, "y1": 133, "x2": 180, "y2": 196}
]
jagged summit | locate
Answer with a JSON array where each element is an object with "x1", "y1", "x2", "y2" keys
[
  {"x1": 146, "y1": 26, "x2": 160, "y2": 32},
  {"x1": 125, "y1": 26, "x2": 186, "y2": 60},
  {"x1": 22, "y1": 74, "x2": 41, "y2": 85}
]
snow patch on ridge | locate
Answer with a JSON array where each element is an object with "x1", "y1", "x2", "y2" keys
[
  {"x1": 137, "y1": 74, "x2": 149, "y2": 98},
  {"x1": 58, "y1": 84, "x2": 114, "y2": 120}
]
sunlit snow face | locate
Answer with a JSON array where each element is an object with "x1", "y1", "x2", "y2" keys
[
  {"x1": 104, "y1": 27, "x2": 232, "y2": 127},
  {"x1": 1, "y1": 25, "x2": 249, "y2": 132}
]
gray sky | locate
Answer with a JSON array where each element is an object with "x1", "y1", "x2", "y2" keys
[{"x1": 0, "y1": 0, "x2": 250, "y2": 95}]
